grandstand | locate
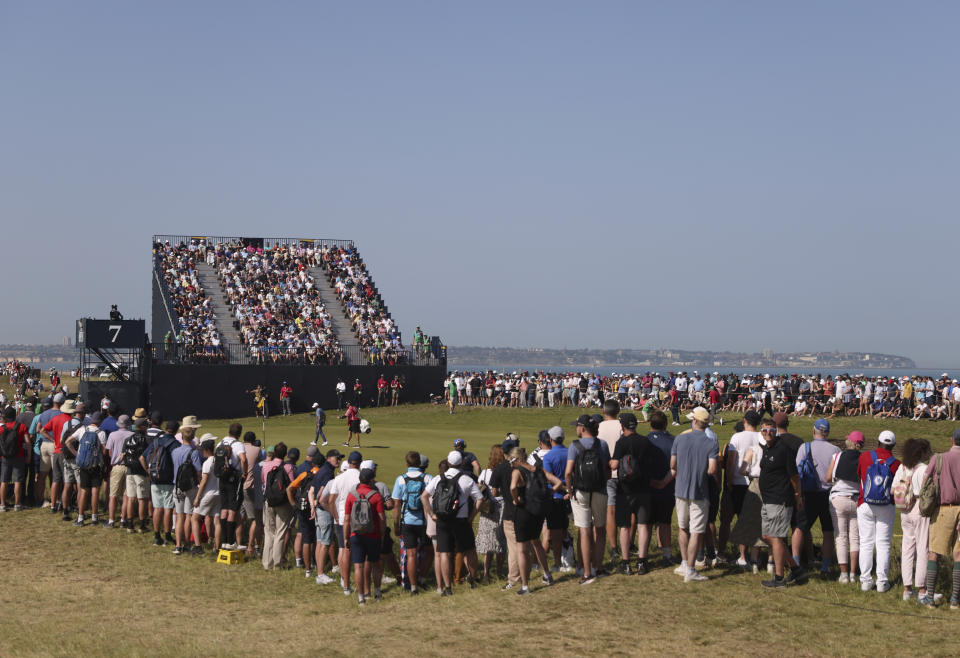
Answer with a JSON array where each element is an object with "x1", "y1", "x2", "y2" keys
[
  {"x1": 91, "y1": 234, "x2": 451, "y2": 418},
  {"x1": 150, "y1": 235, "x2": 444, "y2": 367}
]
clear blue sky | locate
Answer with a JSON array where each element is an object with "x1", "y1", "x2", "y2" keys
[{"x1": 2, "y1": 2, "x2": 957, "y2": 365}]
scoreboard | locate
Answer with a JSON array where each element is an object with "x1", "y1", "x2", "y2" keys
[{"x1": 76, "y1": 319, "x2": 146, "y2": 349}]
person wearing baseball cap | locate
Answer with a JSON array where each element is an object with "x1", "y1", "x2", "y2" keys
[
  {"x1": 792, "y1": 419, "x2": 840, "y2": 576},
  {"x1": 422, "y1": 449, "x2": 484, "y2": 595},
  {"x1": 855, "y1": 430, "x2": 900, "y2": 593},
  {"x1": 453, "y1": 438, "x2": 480, "y2": 478},
  {"x1": 611, "y1": 412, "x2": 654, "y2": 575},
  {"x1": 321, "y1": 449, "x2": 363, "y2": 594},
  {"x1": 312, "y1": 403, "x2": 327, "y2": 447},
  {"x1": 565, "y1": 411, "x2": 611, "y2": 584},
  {"x1": 826, "y1": 430, "x2": 865, "y2": 584}
]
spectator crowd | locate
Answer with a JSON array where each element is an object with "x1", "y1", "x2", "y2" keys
[
  {"x1": 443, "y1": 370, "x2": 960, "y2": 424},
  {"x1": 154, "y1": 241, "x2": 223, "y2": 362},
  {"x1": 214, "y1": 242, "x2": 342, "y2": 365},
  {"x1": 3, "y1": 388, "x2": 960, "y2": 610},
  {"x1": 319, "y1": 244, "x2": 404, "y2": 366}
]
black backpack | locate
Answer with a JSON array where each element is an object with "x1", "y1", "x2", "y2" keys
[
  {"x1": 0, "y1": 423, "x2": 21, "y2": 458},
  {"x1": 123, "y1": 431, "x2": 148, "y2": 472},
  {"x1": 432, "y1": 474, "x2": 462, "y2": 521},
  {"x1": 265, "y1": 465, "x2": 291, "y2": 507},
  {"x1": 176, "y1": 450, "x2": 199, "y2": 492},
  {"x1": 295, "y1": 470, "x2": 315, "y2": 513},
  {"x1": 572, "y1": 439, "x2": 604, "y2": 492},
  {"x1": 213, "y1": 441, "x2": 235, "y2": 480},
  {"x1": 523, "y1": 466, "x2": 552, "y2": 516},
  {"x1": 147, "y1": 439, "x2": 174, "y2": 484}
]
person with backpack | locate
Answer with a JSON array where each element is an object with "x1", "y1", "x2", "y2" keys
[
  {"x1": 65, "y1": 411, "x2": 107, "y2": 526},
  {"x1": 171, "y1": 426, "x2": 204, "y2": 555},
  {"x1": 287, "y1": 446, "x2": 322, "y2": 577},
  {"x1": 611, "y1": 412, "x2": 654, "y2": 575},
  {"x1": 344, "y1": 466, "x2": 386, "y2": 604},
  {"x1": 122, "y1": 417, "x2": 151, "y2": 533},
  {"x1": 261, "y1": 442, "x2": 295, "y2": 569},
  {"x1": 856, "y1": 430, "x2": 900, "y2": 593},
  {"x1": 216, "y1": 424, "x2": 249, "y2": 551},
  {"x1": 57, "y1": 401, "x2": 87, "y2": 523},
  {"x1": 322, "y1": 451, "x2": 363, "y2": 594},
  {"x1": 564, "y1": 414, "x2": 611, "y2": 585},
  {"x1": 894, "y1": 438, "x2": 931, "y2": 602},
  {"x1": 139, "y1": 420, "x2": 180, "y2": 547},
  {"x1": 0, "y1": 406, "x2": 30, "y2": 511},
  {"x1": 508, "y1": 446, "x2": 561, "y2": 595},
  {"x1": 308, "y1": 449, "x2": 342, "y2": 585},
  {"x1": 476, "y1": 446, "x2": 506, "y2": 583},
  {"x1": 825, "y1": 430, "x2": 864, "y2": 584},
  {"x1": 422, "y1": 450, "x2": 484, "y2": 595},
  {"x1": 392, "y1": 450, "x2": 433, "y2": 594},
  {"x1": 792, "y1": 419, "x2": 840, "y2": 575},
  {"x1": 918, "y1": 427, "x2": 960, "y2": 608}
]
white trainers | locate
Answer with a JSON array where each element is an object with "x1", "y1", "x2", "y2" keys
[
  {"x1": 673, "y1": 564, "x2": 687, "y2": 576},
  {"x1": 382, "y1": 575, "x2": 397, "y2": 584},
  {"x1": 838, "y1": 573, "x2": 849, "y2": 584},
  {"x1": 331, "y1": 565, "x2": 340, "y2": 573},
  {"x1": 903, "y1": 589, "x2": 915, "y2": 601},
  {"x1": 735, "y1": 557, "x2": 749, "y2": 569},
  {"x1": 685, "y1": 571, "x2": 708, "y2": 582},
  {"x1": 861, "y1": 580, "x2": 874, "y2": 592},
  {"x1": 877, "y1": 581, "x2": 891, "y2": 593},
  {"x1": 316, "y1": 573, "x2": 334, "y2": 585}
]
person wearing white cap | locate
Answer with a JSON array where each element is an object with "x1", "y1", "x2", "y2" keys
[
  {"x1": 312, "y1": 403, "x2": 327, "y2": 446},
  {"x1": 421, "y1": 450, "x2": 484, "y2": 595},
  {"x1": 855, "y1": 430, "x2": 900, "y2": 593}
]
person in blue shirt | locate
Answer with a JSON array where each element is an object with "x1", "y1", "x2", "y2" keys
[
  {"x1": 310, "y1": 449, "x2": 341, "y2": 584},
  {"x1": 541, "y1": 426, "x2": 569, "y2": 571},
  {"x1": 170, "y1": 437, "x2": 204, "y2": 555},
  {"x1": 392, "y1": 451, "x2": 432, "y2": 595}
]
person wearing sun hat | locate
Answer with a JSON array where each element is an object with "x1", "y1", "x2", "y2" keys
[
  {"x1": 855, "y1": 430, "x2": 900, "y2": 593},
  {"x1": 826, "y1": 430, "x2": 866, "y2": 583}
]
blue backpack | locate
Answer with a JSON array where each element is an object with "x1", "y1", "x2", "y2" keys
[
  {"x1": 862, "y1": 451, "x2": 897, "y2": 505},
  {"x1": 798, "y1": 443, "x2": 820, "y2": 492},
  {"x1": 400, "y1": 473, "x2": 425, "y2": 518},
  {"x1": 75, "y1": 429, "x2": 102, "y2": 470}
]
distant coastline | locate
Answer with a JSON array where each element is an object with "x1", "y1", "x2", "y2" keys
[{"x1": 447, "y1": 345, "x2": 917, "y2": 371}]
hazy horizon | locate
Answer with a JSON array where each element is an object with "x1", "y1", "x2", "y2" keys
[{"x1": 2, "y1": 3, "x2": 958, "y2": 364}]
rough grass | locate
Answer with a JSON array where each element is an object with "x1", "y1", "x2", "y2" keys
[{"x1": 2, "y1": 387, "x2": 960, "y2": 656}]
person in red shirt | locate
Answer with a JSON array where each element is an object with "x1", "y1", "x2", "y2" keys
[
  {"x1": 856, "y1": 430, "x2": 900, "y2": 593},
  {"x1": 707, "y1": 387, "x2": 722, "y2": 424},
  {"x1": 279, "y1": 382, "x2": 293, "y2": 416},
  {"x1": 0, "y1": 407, "x2": 30, "y2": 510},
  {"x1": 343, "y1": 467, "x2": 385, "y2": 604},
  {"x1": 668, "y1": 387, "x2": 681, "y2": 426},
  {"x1": 376, "y1": 375, "x2": 388, "y2": 407},
  {"x1": 40, "y1": 399, "x2": 75, "y2": 514},
  {"x1": 340, "y1": 403, "x2": 362, "y2": 448}
]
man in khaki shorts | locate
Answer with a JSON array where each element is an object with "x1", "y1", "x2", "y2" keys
[
  {"x1": 34, "y1": 398, "x2": 59, "y2": 506},
  {"x1": 565, "y1": 414, "x2": 610, "y2": 585},
  {"x1": 919, "y1": 428, "x2": 960, "y2": 608},
  {"x1": 670, "y1": 407, "x2": 717, "y2": 583},
  {"x1": 103, "y1": 415, "x2": 134, "y2": 528}
]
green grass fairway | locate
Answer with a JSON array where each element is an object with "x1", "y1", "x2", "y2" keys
[{"x1": 2, "y1": 400, "x2": 960, "y2": 656}]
